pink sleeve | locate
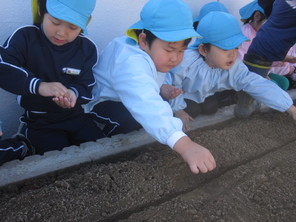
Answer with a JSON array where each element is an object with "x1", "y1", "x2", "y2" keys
[{"x1": 238, "y1": 24, "x2": 256, "y2": 60}]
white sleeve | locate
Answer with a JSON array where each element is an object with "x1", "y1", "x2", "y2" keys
[
  {"x1": 231, "y1": 61, "x2": 293, "y2": 111},
  {"x1": 111, "y1": 55, "x2": 186, "y2": 148}
]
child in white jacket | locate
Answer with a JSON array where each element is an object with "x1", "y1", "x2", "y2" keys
[{"x1": 85, "y1": 0, "x2": 216, "y2": 174}]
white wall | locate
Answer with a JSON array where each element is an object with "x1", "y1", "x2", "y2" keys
[{"x1": 0, "y1": 0, "x2": 251, "y2": 137}]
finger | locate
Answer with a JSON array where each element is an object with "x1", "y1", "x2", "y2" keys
[
  {"x1": 185, "y1": 122, "x2": 191, "y2": 131},
  {"x1": 189, "y1": 163, "x2": 200, "y2": 174},
  {"x1": 204, "y1": 159, "x2": 216, "y2": 171},
  {"x1": 70, "y1": 100, "x2": 75, "y2": 108},
  {"x1": 197, "y1": 162, "x2": 209, "y2": 174},
  {"x1": 208, "y1": 155, "x2": 217, "y2": 169}
]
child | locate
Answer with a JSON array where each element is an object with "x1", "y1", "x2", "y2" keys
[
  {"x1": 238, "y1": 0, "x2": 292, "y2": 91},
  {"x1": 0, "y1": 0, "x2": 105, "y2": 154},
  {"x1": 167, "y1": 11, "x2": 296, "y2": 131},
  {"x1": 193, "y1": 1, "x2": 229, "y2": 30},
  {"x1": 85, "y1": 0, "x2": 216, "y2": 174},
  {"x1": 188, "y1": 1, "x2": 237, "y2": 118},
  {"x1": 0, "y1": 61, "x2": 68, "y2": 164},
  {"x1": 237, "y1": 0, "x2": 296, "y2": 116}
]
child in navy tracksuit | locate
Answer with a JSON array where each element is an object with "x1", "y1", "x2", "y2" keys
[
  {"x1": 0, "y1": 62, "x2": 68, "y2": 164},
  {"x1": 0, "y1": 0, "x2": 104, "y2": 155}
]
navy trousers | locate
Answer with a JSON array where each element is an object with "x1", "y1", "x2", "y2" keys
[
  {"x1": 24, "y1": 111, "x2": 105, "y2": 155},
  {"x1": 90, "y1": 101, "x2": 142, "y2": 137}
]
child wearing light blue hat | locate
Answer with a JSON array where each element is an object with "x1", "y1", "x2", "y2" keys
[
  {"x1": 238, "y1": 0, "x2": 265, "y2": 61},
  {"x1": 193, "y1": 1, "x2": 229, "y2": 29},
  {"x1": 167, "y1": 11, "x2": 296, "y2": 130},
  {"x1": 86, "y1": 0, "x2": 216, "y2": 174},
  {"x1": 0, "y1": 0, "x2": 105, "y2": 154},
  {"x1": 191, "y1": 1, "x2": 235, "y2": 118}
]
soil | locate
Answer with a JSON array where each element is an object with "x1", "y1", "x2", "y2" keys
[{"x1": 1, "y1": 110, "x2": 296, "y2": 222}]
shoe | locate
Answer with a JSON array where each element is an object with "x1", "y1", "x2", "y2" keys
[
  {"x1": 234, "y1": 91, "x2": 260, "y2": 118},
  {"x1": 13, "y1": 134, "x2": 35, "y2": 158}
]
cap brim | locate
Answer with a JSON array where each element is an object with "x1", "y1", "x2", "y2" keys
[
  {"x1": 126, "y1": 20, "x2": 201, "y2": 43},
  {"x1": 151, "y1": 29, "x2": 201, "y2": 42},
  {"x1": 190, "y1": 33, "x2": 249, "y2": 50},
  {"x1": 213, "y1": 33, "x2": 249, "y2": 50}
]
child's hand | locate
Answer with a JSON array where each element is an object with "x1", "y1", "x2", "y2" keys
[
  {"x1": 53, "y1": 89, "x2": 77, "y2": 109},
  {"x1": 174, "y1": 109, "x2": 193, "y2": 131},
  {"x1": 286, "y1": 104, "x2": 296, "y2": 121},
  {"x1": 38, "y1": 82, "x2": 68, "y2": 97},
  {"x1": 174, "y1": 136, "x2": 216, "y2": 174},
  {"x1": 160, "y1": 84, "x2": 183, "y2": 100}
]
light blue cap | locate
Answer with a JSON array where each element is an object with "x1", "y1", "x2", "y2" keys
[
  {"x1": 191, "y1": 11, "x2": 249, "y2": 50},
  {"x1": 126, "y1": 0, "x2": 201, "y2": 44},
  {"x1": 46, "y1": 0, "x2": 96, "y2": 34},
  {"x1": 194, "y1": 1, "x2": 229, "y2": 22},
  {"x1": 239, "y1": 0, "x2": 264, "y2": 22}
]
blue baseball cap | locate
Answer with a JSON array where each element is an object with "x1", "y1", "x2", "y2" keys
[
  {"x1": 126, "y1": 0, "x2": 201, "y2": 44},
  {"x1": 46, "y1": 0, "x2": 96, "y2": 34},
  {"x1": 194, "y1": 1, "x2": 229, "y2": 22},
  {"x1": 191, "y1": 11, "x2": 249, "y2": 50},
  {"x1": 239, "y1": 0, "x2": 264, "y2": 22}
]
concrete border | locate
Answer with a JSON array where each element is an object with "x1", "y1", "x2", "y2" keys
[{"x1": 1, "y1": 90, "x2": 296, "y2": 187}]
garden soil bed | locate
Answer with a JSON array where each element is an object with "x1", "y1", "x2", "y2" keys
[{"x1": 1, "y1": 111, "x2": 296, "y2": 222}]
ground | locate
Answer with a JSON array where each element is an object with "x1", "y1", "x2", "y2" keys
[{"x1": 1, "y1": 110, "x2": 296, "y2": 222}]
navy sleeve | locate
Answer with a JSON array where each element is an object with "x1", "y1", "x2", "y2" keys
[{"x1": 0, "y1": 61, "x2": 41, "y2": 95}]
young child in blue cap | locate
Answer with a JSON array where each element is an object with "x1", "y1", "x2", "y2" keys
[
  {"x1": 193, "y1": 1, "x2": 229, "y2": 29},
  {"x1": 167, "y1": 11, "x2": 296, "y2": 131},
  {"x1": 189, "y1": 1, "x2": 237, "y2": 118},
  {"x1": 85, "y1": 0, "x2": 216, "y2": 174},
  {"x1": 0, "y1": 0, "x2": 105, "y2": 155},
  {"x1": 0, "y1": 61, "x2": 68, "y2": 164}
]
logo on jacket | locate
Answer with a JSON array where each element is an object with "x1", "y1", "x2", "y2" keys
[{"x1": 62, "y1": 67, "x2": 81, "y2": 75}]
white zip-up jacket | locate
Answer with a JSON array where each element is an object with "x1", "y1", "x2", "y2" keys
[
  {"x1": 167, "y1": 49, "x2": 293, "y2": 112},
  {"x1": 85, "y1": 36, "x2": 186, "y2": 148}
]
